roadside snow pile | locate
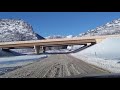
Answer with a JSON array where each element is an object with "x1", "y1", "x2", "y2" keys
[
  {"x1": 0, "y1": 55, "x2": 47, "y2": 68},
  {"x1": 0, "y1": 49, "x2": 23, "y2": 57},
  {"x1": 0, "y1": 48, "x2": 35, "y2": 57},
  {"x1": 0, "y1": 54, "x2": 47, "y2": 75},
  {"x1": 71, "y1": 37, "x2": 120, "y2": 73},
  {"x1": 73, "y1": 37, "x2": 120, "y2": 59}
]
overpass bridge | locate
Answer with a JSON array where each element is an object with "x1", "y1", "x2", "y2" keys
[{"x1": 0, "y1": 35, "x2": 120, "y2": 54}]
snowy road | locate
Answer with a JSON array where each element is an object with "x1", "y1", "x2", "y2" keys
[{"x1": 0, "y1": 54, "x2": 109, "y2": 78}]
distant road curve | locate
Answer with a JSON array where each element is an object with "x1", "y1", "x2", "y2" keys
[{"x1": 0, "y1": 54, "x2": 110, "y2": 78}]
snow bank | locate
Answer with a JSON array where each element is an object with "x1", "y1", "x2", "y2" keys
[
  {"x1": 0, "y1": 54, "x2": 48, "y2": 75},
  {"x1": 71, "y1": 37, "x2": 120, "y2": 73},
  {"x1": 0, "y1": 55, "x2": 47, "y2": 68},
  {"x1": 0, "y1": 48, "x2": 35, "y2": 57},
  {"x1": 74, "y1": 37, "x2": 120, "y2": 59}
]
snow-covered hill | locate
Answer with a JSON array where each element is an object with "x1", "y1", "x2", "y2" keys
[
  {"x1": 46, "y1": 19, "x2": 120, "y2": 38},
  {"x1": 71, "y1": 37, "x2": 120, "y2": 73},
  {"x1": 72, "y1": 37, "x2": 120, "y2": 59},
  {"x1": 0, "y1": 19, "x2": 44, "y2": 42},
  {"x1": 79, "y1": 18, "x2": 120, "y2": 37}
]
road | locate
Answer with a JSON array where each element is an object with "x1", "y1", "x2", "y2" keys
[{"x1": 0, "y1": 54, "x2": 110, "y2": 78}]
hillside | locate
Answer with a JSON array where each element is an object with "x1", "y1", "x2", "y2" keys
[
  {"x1": 71, "y1": 37, "x2": 120, "y2": 73},
  {"x1": 0, "y1": 19, "x2": 44, "y2": 42},
  {"x1": 79, "y1": 18, "x2": 120, "y2": 37}
]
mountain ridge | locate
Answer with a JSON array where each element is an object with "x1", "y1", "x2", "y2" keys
[
  {"x1": 46, "y1": 18, "x2": 120, "y2": 39},
  {"x1": 79, "y1": 18, "x2": 120, "y2": 37},
  {"x1": 0, "y1": 19, "x2": 44, "y2": 42}
]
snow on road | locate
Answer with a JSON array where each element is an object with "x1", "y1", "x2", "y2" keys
[
  {"x1": 0, "y1": 54, "x2": 109, "y2": 78},
  {"x1": 0, "y1": 54, "x2": 47, "y2": 75},
  {"x1": 71, "y1": 37, "x2": 120, "y2": 73},
  {"x1": 0, "y1": 55, "x2": 47, "y2": 68}
]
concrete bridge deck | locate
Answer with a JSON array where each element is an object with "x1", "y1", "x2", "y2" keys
[{"x1": 0, "y1": 34, "x2": 120, "y2": 54}]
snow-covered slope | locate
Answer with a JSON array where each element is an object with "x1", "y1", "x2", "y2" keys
[
  {"x1": 46, "y1": 18, "x2": 120, "y2": 39},
  {"x1": 79, "y1": 18, "x2": 120, "y2": 37},
  {"x1": 71, "y1": 37, "x2": 120, "y2": 73},
  {"x1": 0, "y1": 55, "x2": 47, "y2": 75},
  {"x1": 72, "y1": 37, "x2": 120, "y2": 59},
  {"x1": 0, "y1": 19, "x2": 44, "y2": 42}
]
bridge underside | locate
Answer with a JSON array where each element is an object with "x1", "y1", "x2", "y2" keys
[
  {"x1": 1, "y1": 42, "x2": 96, "y2": 54},
  {"x1": 4, "y1": 36, "x2": 115, "y2": 54},
  {"x1": 33, "y1": 42, "x2": 96, "y2": 54},
  {"x1": 1, "y1": 35, "x2": 120, "y2": 54}
]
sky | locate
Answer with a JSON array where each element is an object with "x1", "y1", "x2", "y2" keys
[{"x1": 0, "y1": 12, "x2": 120, "y2": 37}]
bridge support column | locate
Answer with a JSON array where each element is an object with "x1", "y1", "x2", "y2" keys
[{"x1": 34, "y1": 45, "x2": 40, "y2": 54}]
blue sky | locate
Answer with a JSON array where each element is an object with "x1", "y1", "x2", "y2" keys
[{"x1": 0, "y1": 12, "x2": 120, "y2": 37}]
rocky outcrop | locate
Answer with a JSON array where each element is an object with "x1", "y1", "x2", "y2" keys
[{"x1": 0, "y1": 19, "x2": 44, "y2": 42}]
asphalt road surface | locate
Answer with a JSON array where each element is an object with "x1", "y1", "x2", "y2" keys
[{"x1": 0, "y1": 54, "x2": 110, "y2": 78}]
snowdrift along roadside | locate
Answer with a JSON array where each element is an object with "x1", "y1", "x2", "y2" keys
[{"x1": 71, "y1": 37, "x2": 120, "y2": 73}]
